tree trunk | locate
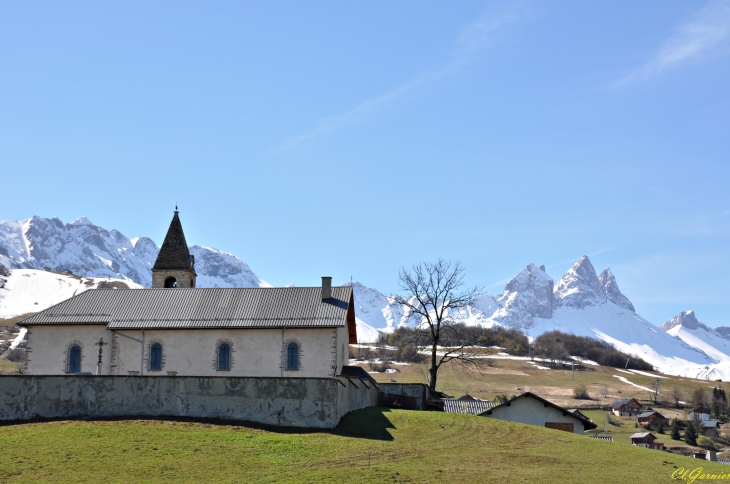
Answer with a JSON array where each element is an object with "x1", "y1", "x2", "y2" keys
[{"x1": 429, "y1": 341, "x2": 438, "y2": 392}]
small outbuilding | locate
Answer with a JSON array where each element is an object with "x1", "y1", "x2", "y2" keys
[
  {"x1": 637, "y1": 410, "x2": 669, "y2": 428},
  {"x1": 479, "y1": 392, "x2": 597, "y2": 435},
  {"x1": 630, "y1": 432, "x2": 665, "y2": 450},
  {"x1": 699, "y1": 420, "x2": 720, "y2": 437},
  {"x1": 689, "y1": 406, "x2": 711, "y2": 421},
  {"x1": 612, "y1": 398, "x2": 643, "y2": 416}
]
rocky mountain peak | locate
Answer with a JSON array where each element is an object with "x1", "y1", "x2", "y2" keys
[
  {"x1": 492, "y1": 262, "x2": 555, "y2": 329},
  {"x1": 598, "y1": 267, "x2": 635, "y2": 312},
  {"x1": 660, "y1": 310, "x2": 706, "y2": 331},
  {"x1": 554, "y1": 256, "x2": 607, "y2": 309},
  {"x1": 0, "y1": 215, "x2": 269, "y2": 289}
]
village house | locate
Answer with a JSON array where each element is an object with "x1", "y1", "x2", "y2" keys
[
  {"x1": 630, "y1": 432, "x2": 665, "y2": 450},
  {"x1": 479, "y1": 392, "x2": 597, "y2": 435},
  {"x1": 18, "y1": 211, "x2": 358, "y2": 379},
  {"x1": 699, "y1": 420, "x2": 720, "y2": 437},
  {"x1": 637, "y1": 410, "x2": 669, "y2": 428},
  {"x1": 689, "y1": 406, "x2": 711, "y2": 421},
  {"x1": 612, "y1": 398, "x2": 643, "y2": 416}
]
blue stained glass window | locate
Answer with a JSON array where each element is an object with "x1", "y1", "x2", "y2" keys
[
  {"x1": 286, "y1": 342, "x2": 299, "y2": 371},
  {"x1": 67, "y1": 345, "x2": 81, "y2": 373},
  {"x1": 218, "y1": 343, "x2": 230, "y2": 371},
  {"x1": 149, "y1": 343, "x2": 162, "y2": 371}
]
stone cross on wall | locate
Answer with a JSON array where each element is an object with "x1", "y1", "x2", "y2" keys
[{"x1": 95, "y1": 337, "x2": 108, "y2": 366}]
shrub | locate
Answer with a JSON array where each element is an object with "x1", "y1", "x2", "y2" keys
[
  {"x1": 697, "y1": 436, "x2": 715, "y2": 449},
  {"x1": 573, "y1": 385, "x2": 590, "y2": 400}
]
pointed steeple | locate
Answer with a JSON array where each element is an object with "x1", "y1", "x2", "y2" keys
[{"x1": 151, "y1": 210, "x2": 197, "y2": 288}]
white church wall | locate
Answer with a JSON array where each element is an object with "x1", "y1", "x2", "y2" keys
[
  {"x1": 24, "y1": 325, "x2": 111, "y2": 375},
  {"x1": 110, "y1": 327, "x2": 340, "y2": 378}
]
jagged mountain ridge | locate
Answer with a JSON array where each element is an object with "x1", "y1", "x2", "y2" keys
[
  {"x1": 350, "y1": 257, "x2": 730, "y2": 379},
  {"x1": 0, "y1": 216, "x2": 269, "y2": 289},
  {"x1": 4, "y1": 215, "x2": 730, "y2": 379}
]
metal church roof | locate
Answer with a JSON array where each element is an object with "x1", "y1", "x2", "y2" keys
[{"x1": 19, "y1": 286, "x2": 353, "y2": 330}]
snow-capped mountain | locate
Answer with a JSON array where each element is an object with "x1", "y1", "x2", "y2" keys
[
  {"x1": 0, "y1": 216, "x2": 269, "y2": 289},
  {"x1": 4, "y1": 214, "x2": 730, "y2": 380},
  {"x1": 660, "y1": 311, "x2": 730, "y2": 365},
  {"x1": 349, "y1": 256, "x2": 730, "y2": 379}
]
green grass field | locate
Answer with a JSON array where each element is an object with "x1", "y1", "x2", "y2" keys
[{"x1": 1, "y1": 408, "x2": 728, "y2": 483}]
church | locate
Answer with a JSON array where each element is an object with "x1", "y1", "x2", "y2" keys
[{"x1": 19, "y1": 211, "x2": 358, "y2": 378}]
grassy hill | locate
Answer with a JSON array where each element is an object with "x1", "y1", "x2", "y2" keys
[{"x1": 1, "y1": 408, "x2": 727, "y2": 483}]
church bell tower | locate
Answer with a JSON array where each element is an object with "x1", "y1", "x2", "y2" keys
[{"x1": 151, "y1": 209, "x2": 197, "y2": 288}]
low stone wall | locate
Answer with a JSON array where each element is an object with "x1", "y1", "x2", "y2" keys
[
  {"x1": 0, "y1": 376, "x2": 378, "y2": 429},
  {"x1": 377, "y1": 383, "x2": 432, "y2": 410}
]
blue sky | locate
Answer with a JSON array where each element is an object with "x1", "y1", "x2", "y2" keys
[{"x1": 1, "y1": 1, "x2": 729, "y2": 327}]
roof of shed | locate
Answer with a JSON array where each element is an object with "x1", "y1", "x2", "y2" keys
[
  {"x1": 19, "y1": 286, "x2": 353, "y2": 330},
  {"x1": 630, "y1": 432, "x2": 655, "y2": 439},
  {"x1": 637, "y1": 411, "x2": 666, "y2": 418},
  {"x1": 612, "y1": 398, "x2": 641, "y2": 409}
]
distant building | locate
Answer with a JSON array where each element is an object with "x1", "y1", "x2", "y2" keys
[
  {"x1": 479, "y1": 392, "x2": 597, "y2": 435},
  {"x1": 637, "y1": 411, "x2": 669, "y2": 428},
  {"x1": 689, "y1": 407, "x2": 711, "y2": 421},
  {"x1": 612, "y1": 398, "x2": 643, "y2": 417},
  {"x1": 699, "y1": 420, "x2": 720, "y2": 437},
  {"x1": 566, "y1": 409, "x2": 591, "y2": 422},
  {"x1": 630, "y1": 432, "x2": 665, "y2": 450}
]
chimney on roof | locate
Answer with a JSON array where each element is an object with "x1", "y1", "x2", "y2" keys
[{"x1": 322, "y1": 277, "x2": 332, "y2": 300}]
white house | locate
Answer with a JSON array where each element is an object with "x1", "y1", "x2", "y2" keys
[
  {"x1": 19, "y1": 211, "x2": 357, "y2": 378},
  {"x1": 479, "y1": 392, "x2": 597, "y2": 435}
]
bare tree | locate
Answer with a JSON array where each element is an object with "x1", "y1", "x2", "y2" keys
[
  {"x1": 672, "y1": 386, "x2": 683, "y2": 408},
  {"x1": 393, "y1": 259, "x2": 482, "y2": 392}
]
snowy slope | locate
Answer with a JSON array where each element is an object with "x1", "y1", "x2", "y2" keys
[{"x1": 0, "y1": 269, "x2": 144, "y2": 319}]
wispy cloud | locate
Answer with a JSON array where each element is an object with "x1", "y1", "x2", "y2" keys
[
  {"x1": 616, "y1": 0, "x2": 730, "y2": 86},
  {"x1": 271, "y1": 8, "x2": 521, "y2": 153}
]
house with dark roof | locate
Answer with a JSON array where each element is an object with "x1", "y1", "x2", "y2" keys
[
  {"x1": 612, "y1": 398, "x2": 643, "y2": 416},
  {"x1": 637, "y1": 410, "x2": 669, "y2": 428},
  {"x1": 630, "y1": 432, "x2": 665, "y2": 450},
  {"x1": 479, "y1": 392, "x2": 597, "y2": 435},
  {"x1": 19, "y1": 211, "x2": 358, "y2": 378}
]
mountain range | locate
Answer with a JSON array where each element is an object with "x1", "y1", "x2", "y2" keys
[{"x1": 2, "y1": 215, "x2": 730, "y2": 379}]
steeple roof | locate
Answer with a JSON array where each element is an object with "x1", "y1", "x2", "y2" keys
[{"x1": 152, "y1": 211, "x2": 193, "y2": 271}]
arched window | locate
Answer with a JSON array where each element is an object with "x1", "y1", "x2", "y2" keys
[
  {"x1": 67, "y1": 345, "x2": 81, "y2": 373},
  {"x1": 286, "y1": 342, "x2": 299, "y2": 371},
  {"x1": 218, "y1": 343, "x2": 231, "y2": 371},
  {"x1": 164, "y1": 277, "x2": 177, "y2": 288},
  {"x1": 149, "y1": 343, "x2": 163, "y2": 370}
]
